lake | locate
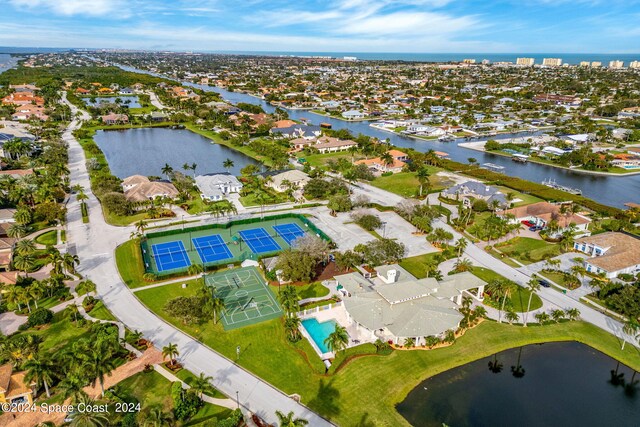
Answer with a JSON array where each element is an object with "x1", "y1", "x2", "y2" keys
[
  {"x1": 396, "y1": 342, "x2": 639, "y2": 427},
  {"x1": 93, "y1": 127, "x2": 260, "y2": 179},
  {"x1": 82, "y1": 95, "x2": 142, "y2": 108}
]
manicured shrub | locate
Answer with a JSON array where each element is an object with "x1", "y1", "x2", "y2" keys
[{"x1": 27, "y1": 308, "x2": 54, "y2": 327}]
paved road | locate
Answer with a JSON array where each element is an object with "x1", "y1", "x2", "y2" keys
[{"x1": 61, "y1": 93, "x2": 334, "y2": 426}]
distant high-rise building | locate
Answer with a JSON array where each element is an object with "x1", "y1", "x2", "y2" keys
[
  {"x1": 516, "y1": 57, "x2": 535, "y2": 66},
  {"x1": 609, "y1": 60, "x2": 624, "y2": 69},
  {"x1": 481, "y1": 59, "x2": 491, "y2": 65},
  {"x1": 630, "y1": 61, "x2": 640, "y2": 69},
  {"x1": 542, "y1": 58, "x2": 562, "y2": 67},
  {"x1": 579, "y1": 61, "x2": 590, "y2": 67},
  {"x1": 462, "y1": 59, "x2": 476, "y2": 64},
  {"x1": 591, "y1": 61, "x2": 602, "y2": 67},
  {"x1": 343, "y1": 56, "x2": 357, "y2": 61}
]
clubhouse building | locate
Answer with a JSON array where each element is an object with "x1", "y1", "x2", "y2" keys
[{"x1": 334, "y1": 264, "x2": 486, "y2": 345}]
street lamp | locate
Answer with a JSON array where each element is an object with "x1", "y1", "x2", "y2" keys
[
  {"x1": 382, "y1": 222, "x2": 387, "y2": 238},
  {"x1": 236, "y1": 391, "x2": 239, "y2": 409},
  {"x1": 181, "y1": 214, "x2": 184, "y2": 230}
]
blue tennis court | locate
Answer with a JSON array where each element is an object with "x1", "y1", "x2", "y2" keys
[
  {"x1": 273, "y1": 223, "x2": 306, "y2": 245},
  {"x1": 193, "y1": 234, "x2": 233, "y2": 264},
  {"x1": 239, "y1": 228, "x2": 281, "y2": 254},
  {"x1": 152, "y1": 241, "x2": 191, "y2": 272}
]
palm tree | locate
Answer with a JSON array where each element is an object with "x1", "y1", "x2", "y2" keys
[
  {"x1": 135, "y1": 219, "x2": 148, "y2": 236},
  {"x1": 13, "y1": 253, "x2": 35, "y2": 277},
  {"x1": 62, "y1": 252, "x2": 80, "y2": 276},
  {"x1": 83, "y1": 347, "x2": 117, "y2": 397},
  {"x1": 565, "y1": 308, "x2": 580, "y2": 321},
  {"x1": 380, "y1": 151, "x2": 394, "y2": 168},
  {"x1": 58, "y1": 375, "x2": 88, "y2": 403},
  {"x1": 65, "y1": 303, "x2": 80, "y2": 323},
  {"x1": 534, "y1": 312, "x2": 550, "y2": 324},
  {"x1": 523, "y1": 279, "x2": 540, "y2": 326},
  {"x1": 324, "y1": 324, "x2": 349, "y2": 353},
  {"x1": 191, "y1": 372, "x2": 213, "y2": 398},
  {"x1": 284, "y1": 316, "x2": 302, "y2": 342},
  {"x1": 487, "y1": 279, "x2": 515, "y2": 323},
  {"x1": 15, "y1": 239, "x2": 36, "y2": 256},
  {"x1": 453, "y1": 258, "x2": 473, "y2": 273},
  {"x1": 208, "y1": 290, "x2": 226, "y2": 324},
  {"x1": 162, "y1": 343, "x2": 180, "y2": 368},
  {"x1": 455, "y1": 237, "x2": 468, "y2": 257},
  {"x1": 621, "y1": 319, "x2": 640, "y2": 350},
  {"x1": 161, "y1": 163, "x2": 174, "y2": 180},
  {"x1": 551, "y1": 309, "x2": 565, "y2": 323},
  {"x1": 416, "y1": 167, "x2": 430, "y2": 197},
  {"x1": 4, "y1": 284, "x2": 23, "y2": 310},
  {"x1": 191, "y1": 162, "x2": 197, "y2": 178},
  {"x1": 222, "y1": 158, "x2": 234, "y2": 173},
  {"x1": 23, "y1": 355, "x2": 55, "y2": 397},
  {"x1": 505, "y1": 310, "x2": 519, "y2": 324},
  {"x1": 68, "y1": 395, "x2": 110, "y2": 426},
  {"x1": 141, "y1": 406, "x2": 175, "y2": 427},
  {"x1": 7, "y1": 223, "x2": 27, "y2": 238},
  {"x1": 275, "y1": 410, "x2": 309, "y2": 427}
]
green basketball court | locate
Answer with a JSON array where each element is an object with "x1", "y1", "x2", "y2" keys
[{"x1": 205, "y1": 266, "x2": 283, "y2": 330}]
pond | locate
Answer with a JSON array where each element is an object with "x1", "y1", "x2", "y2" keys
[
  {"x1": 93, "y1": 127, "x2": 260, "y2": 179},
  {"x1": 82, "y1": 95, "x2": 142, "y2": 108},
  {"x1": 396, "y1": 342, "x2": 639, "y2": 427}
]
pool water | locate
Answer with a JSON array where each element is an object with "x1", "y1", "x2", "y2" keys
[{"x1": 301, "y1": 318, "x2": 339, "y2": 354}]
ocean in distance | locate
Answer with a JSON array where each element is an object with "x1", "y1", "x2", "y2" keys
[{"x1": 212, "y1": 51, "x2": 640, "y2": 64}]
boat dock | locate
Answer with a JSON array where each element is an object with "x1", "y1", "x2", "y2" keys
[
  {"x1": 542, "y1": 179, "x2": 582, "y2": 195},
  {"x1": 511, "y1": 153, "x2": 529, "y2": 163},
  {"x1": 481, "y1": 163, "x2": 505, "y2": 173}
]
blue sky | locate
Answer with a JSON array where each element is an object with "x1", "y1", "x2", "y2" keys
[{"x1": 1, "y1": 0, "x2": 639, "y2": 53}]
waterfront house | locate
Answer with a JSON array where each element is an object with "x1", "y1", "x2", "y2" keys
[
  {"x1": 574, "y1": 232, "x2": 640, "y2": 279},
  {"x1": 313, "y1": 137, "x2": 358, "y2": 154},
  {"x1": 100, "y1": 113, "x2": 129, "y2": 125},
  {"x1": 335, "y1": 264, "x2": 486, "y2": 345},
  {"x1": 342, "y1": 110, "x2": 367, "y2": 120},
  {"x1": 270, "y1": 124, "x2": 322, "y2": 139},
  {"x1": 442, "y1": 181, "x2": 508, "y2": 208},
  {"x1": 121, "y1": 175, "x2": 178, "y2": 202},
  {"x1": 1, "y1": 92, "x2": 44, "y2": 107},
  {"x1": 195, "y1": 173, "x2": 243, "y2": 201},
  {"x1": 150, "y1": 111, "x2": 168, "y2": 122},
  {"x1": 354, "y1": 149, "x2": 408, "y2": 174},
  {"x1": 499, "y1": 202, "x2": 590, "y2": 236}
]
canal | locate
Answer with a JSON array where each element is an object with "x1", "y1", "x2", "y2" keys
[
  {"x1": 116, "y1": 64, "x2": 640, "y2": 208},
  {"x1": 396, "y1": 342, "x2": 639, "y2": 427},
  {"x1": 93, "y1": 127, "x2": 259, "y2": 179}
]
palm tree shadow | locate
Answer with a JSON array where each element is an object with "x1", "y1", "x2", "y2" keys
[
  {"x1": 308, "y1": 379, "x2": 341, "y2": 417},
  {"x1": 353, "y1": 412, "x2": 375, "y2": 427}
]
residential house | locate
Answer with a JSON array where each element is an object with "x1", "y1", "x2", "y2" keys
[
  {"x1": 334, "y1": 264, "x2": 485, "y2": 346},
  {"x1": 354, "y1": 149, "x2": 408, "y2": 174},
  {"x1": 264, "y1": 170, "x2": 310, "y2": 192},
  {"x1": 342, "y1": 110, "x2": 367, "y2": 120},
  {"x1": 121, "y1": 175, "x2": 179, "y2": 202},
  {"x1": 442, "y1": 181, "x2": 508, "y2": 208},
  {"x1": 195, "y1": 173, "x2": 243, "y2": 201},
  {"x1": 0, "y1": 209, "x2": 16, "y2": 224},
  {"x1": 272, "y1": 120, "x2": 297, "y2": 128},
  {"x1": 101, "y1": 113, "x2": 129, "y2": 125},
  {"x1": 1, "y1": 92, "x2": 44, "y2": 106},
  {"x1": 9, "y1": 84, "x2": 39, "y2": 93},
  {"x1": 313, "y1": 137, "x2": 358, "y2": 154},
  {"x1": 11, "y1": 104, "x2": 49, "y2": 121},
  {"x1": 0, "y1": 364, "x2": 35, "y2": 405},
  {"x1": 270, "y1": 124, "x2": 322, "y2": 139},
  {"x1": 150, "y1": 111, "x2": 169, "y2": 122},
  {"x1": 574, "y1": 232, "x2": 640, "y2": 279},
  {"x1": 119, "y1": 87, "x2": 134, "y2": 95},
  {"x1": 0, "y1": 237, "x2": 16, "y2": 271},
  {"x1": 499, "y1": 202, "x2": 590, "y2": 236}
]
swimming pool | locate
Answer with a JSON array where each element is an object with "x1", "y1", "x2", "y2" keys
[{"x1": 301, "y1": 318, "x2": 340, "y2": 354}]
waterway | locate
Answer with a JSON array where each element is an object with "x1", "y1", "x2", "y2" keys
[
  {"x1": 396, "y1": 342, "x2": 639, "y2": 427},
  {"x1": 116, "y1": 64, "x2": 640, "y2": 208},
  {"x1": 0, "y1": 53, "x2": 19, "y2": 74},
  {"x1": 93, "y1": 127, "x2": 259, "y2": 179}
]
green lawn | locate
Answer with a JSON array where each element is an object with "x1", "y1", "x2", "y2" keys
[
  {"x1": 116, "y1": 239, "x2": 149, "y2": 288},
  {"x1": 369, "y1": 168, "x2": 451, "y2": 198},
  {"x1": 239, "y1": 190, "x2": 291, "y2": 207},
  {"x1": 399, "y1": 252, "x2": 444, "y2": 279},
  {"x1": 297, "y1": 151, "x2": 366, "y2": 168},
  {"x1": 275, "y1": 282, "x2": 330, "y2": 299},
  {"x1": 116, "y1": 370, "x2": 233, "y2": 426},
  {"x1": 495, "y1": 186, "x2": 544, "y2": 207},
  {"x1": 495, "y1": 237, "x2": 561, "y2": 264},
  {"x1": 87, "y1": 300, "x2": 117, "y2": 321},
  {"x1": 540, "y1": 271, "x2": 571, "y2": 288},
  {"x1": 35, "y1": 230, "x2": 58, "y2": 246},
  {"x1": 32, "y1": 313, "x2": 93, "y2": 354},
  {"x1": 134, "y1": 284, "x2": 640, "y2": 427}
]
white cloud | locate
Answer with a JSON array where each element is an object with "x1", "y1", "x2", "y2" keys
[{"x1": 9, "y1": 0, "x2": 128, "y2": 17}]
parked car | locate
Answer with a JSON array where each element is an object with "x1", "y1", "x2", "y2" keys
[
  {"x1": 537, "y1": 279, "x2": 551, "y2": 288},
  {"x1": 529, "y1": 225, "x2": 543, "y2": 232}
]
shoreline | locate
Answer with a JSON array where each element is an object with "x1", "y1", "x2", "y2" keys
[{"x1": 459, "y1": 141, "x2": 640, "y2": 177}]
